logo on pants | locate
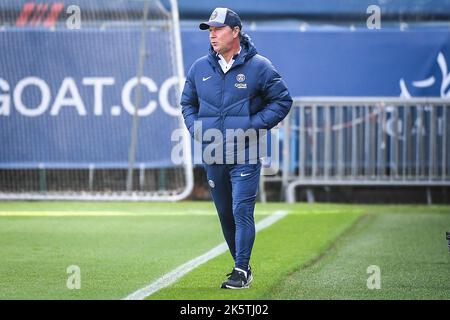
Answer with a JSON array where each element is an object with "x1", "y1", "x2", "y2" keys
[{"x1": 208, "y1": 179, "x2": 215, "y2": 188}]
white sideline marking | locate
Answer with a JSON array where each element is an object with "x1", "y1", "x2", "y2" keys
[{"x1": 123, "y1": 210, "x2": 288, "y2": 300}]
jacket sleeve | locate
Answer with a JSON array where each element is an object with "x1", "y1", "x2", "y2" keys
[
  {"x1": 250, "y1": 61, "x2": 293, "y2": 130},
  {"x1": 181, "y1": 65, "x2": 199, "y2": 138}
]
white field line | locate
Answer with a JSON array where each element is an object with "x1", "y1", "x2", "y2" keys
[
  {"x1": 0, "y1": 209, "x2": 279, "y2": 217},
  {"x1": 123, "y1": 210, "x2": 288, "y2": 300}
]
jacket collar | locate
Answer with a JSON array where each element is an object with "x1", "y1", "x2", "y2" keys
[
  {"x1": 207, "y1": 33, "x2": 257, "y2": 72},
  {"x1": 216, "y1": 46, "x2": 241, "y2": 62}
]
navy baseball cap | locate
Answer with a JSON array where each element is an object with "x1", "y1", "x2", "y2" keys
[{"x1": 199, "y1": 8, "x2": 242, "y2": 30}]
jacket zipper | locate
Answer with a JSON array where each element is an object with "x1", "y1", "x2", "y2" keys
[
  {"x1": 219, "y1": 71, "x2": 225, "y2": 158},
  {"x1": 217, "y1": 59, "x2": 243, "y2": 162}
]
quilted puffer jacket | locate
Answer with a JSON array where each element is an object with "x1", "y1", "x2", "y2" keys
[{"x1": 181, "y1": 33, "x2": 293, "y2": 163}]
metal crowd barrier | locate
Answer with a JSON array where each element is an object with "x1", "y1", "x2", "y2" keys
[{"x1": 281, "y1": 97, "x2": 450, "y2": 203}]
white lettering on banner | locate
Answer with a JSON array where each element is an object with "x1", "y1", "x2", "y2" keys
[
  {"x1": 0, "y1": 76, "x2": 179, "y2": 117},
  {"x1": 400, "y1": 52, "x2": 450, "y2": 98},
  {"x1": 0, "y1": 78, "x2": 11, "y2": 116},
  {"x1": 122, "y1": 77, "x2": 158, "y2": 117},
  {"x1": 14, "y1": 77, "x2": 51, "y2": 117},
  {"x1": 82, "y1": 77, "x2": 115, "y2": 115},
  {"x1": 50, "y1": 77, "x2": 87, "y2": 116}
]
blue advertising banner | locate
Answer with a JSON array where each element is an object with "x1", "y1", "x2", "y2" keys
[
  {"x1": 182, "y1": 30, "x2": 450, "y2": 98},
  {"x1": 1, "y1": 29, "x2": 449, "y2": 168},
  {"x1": 0, "y1": 30, "x2": 182, "y2": 168}
]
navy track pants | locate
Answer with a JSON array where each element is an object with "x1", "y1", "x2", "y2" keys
[{"x1": 203, "y1": 160, "x2": 261, "y2": 270}]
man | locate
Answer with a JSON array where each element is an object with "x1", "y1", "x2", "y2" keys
[{"x1": 181, "y1": 8, "x2": 292, "y2": 289}]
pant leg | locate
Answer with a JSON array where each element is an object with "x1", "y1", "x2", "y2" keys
[
  {"x1": 228, "y1": 160, "x2": 262, "y2": 270},
  {"x1": 203, "y1": 164, "x2": 236, "y2": 261}
]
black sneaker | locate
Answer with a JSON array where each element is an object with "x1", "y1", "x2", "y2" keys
[{"x1": 221, "y1": 267, "x2": 250, "y2": 289}]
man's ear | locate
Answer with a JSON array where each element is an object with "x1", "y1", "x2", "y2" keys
[{"x1": 233, "y1": 27, "x2": 240, "y2": 39}]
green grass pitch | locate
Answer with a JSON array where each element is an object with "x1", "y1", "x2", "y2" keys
[{"x1": 0, "y1": 201, "x2": 449, "y2": 300}]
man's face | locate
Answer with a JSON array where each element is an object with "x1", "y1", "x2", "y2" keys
[{"x1": 209, "y1": 26, "x2": 238, "y2": 54}]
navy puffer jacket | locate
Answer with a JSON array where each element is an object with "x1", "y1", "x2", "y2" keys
[{"x1": 181, "y1": 34, "x2": 293, "y2": 163}]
